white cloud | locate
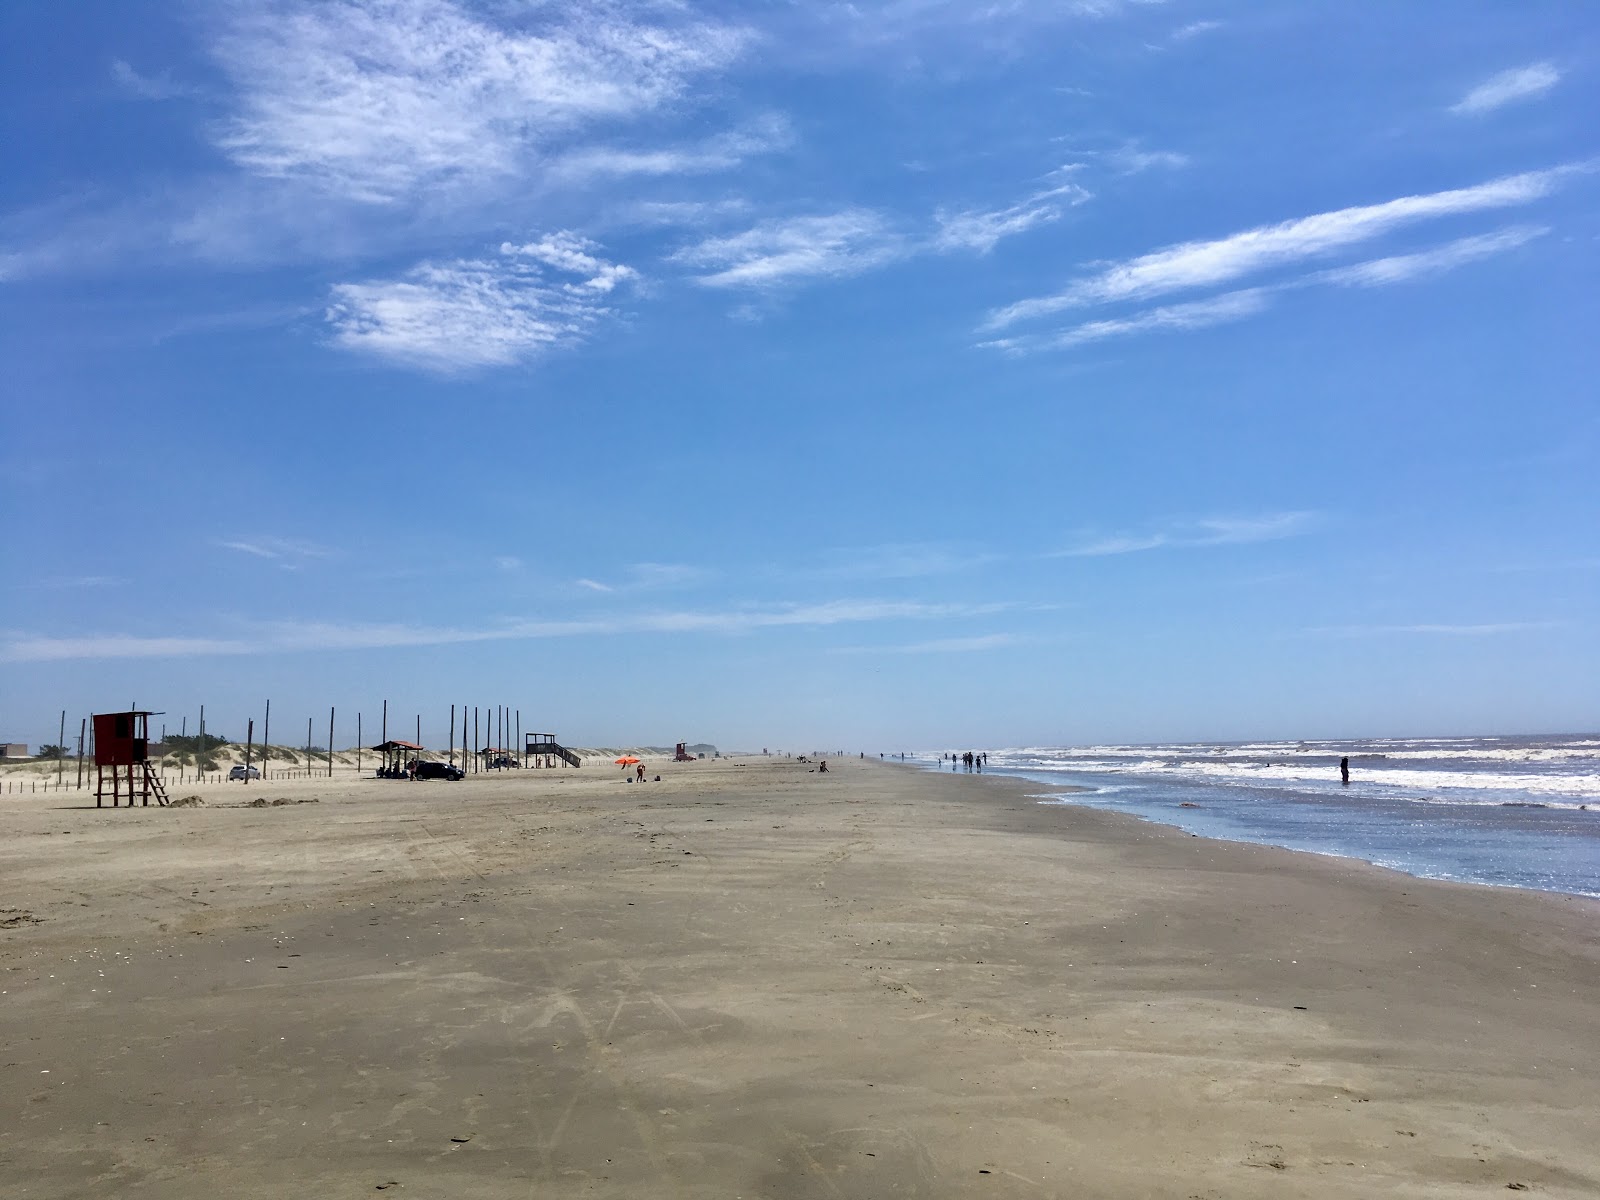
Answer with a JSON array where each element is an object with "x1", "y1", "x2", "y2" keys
[
  {"x1": 110, "y1": 59, "x2": 194, "y2": 101},
  {"x1": 575, "y1": 578, "x2": 614, "y2": 593},
  {"x1": 832, "y1": 633, "x2": 1022, "y2": 655},
  {"x1": 983, "y1": 164, "x2": 1583, "y2": 331},
  {"x1": 933, "y1": 183, "x2": 1090, "y2": 254},
  {"x1": 1108, "y1": 145, "x2": 1190, "y2": 174},
  {"x1": 604, "y1": 198, "x2": 753, "y2": 230},
  {"x1": 1, "y1": 599, "x2": 1020, "y2": 662},
  {"x1": 674, "y1": 210, "x2": 905, "y2": 288},
  {"x1": 552, "y1": 115, "x2": 790, "y2": 182},
  {"x1": 1450, "y1": 62, "x2": 1562, "y2": 116},
  {"x1": 1169, "y1": 20, "x2": 1222, "y2": 42},
  {"x1": 989, "y1": 287, "x2": 1269, "y2": 352},
  {"x1": 325, "y1": 234, "x2": 636, "y2": 370},
  {"x1": 210, "y1": 0, "x2": 750, "y2": 203},
  {"x1": 1310, "y1": 622, "x2": 1556, "y2": 637},
  {"x1": 1054, "y1": 511, "x2": 1316, "y2": 556},
  {"x1": 218, "y1": 535, "x2": 334, "y2": 564},
  {"x1": 995, "y1": 224, "x2": 1549, "y2": 353},
  {"x1": 3, "y1": 635, "x2": 255, "y2": 661},
  {"x1": 1315, "y1": 225, "x2": 1547, "y2": 287},
  {"x1": 810, "y1": 542, "x2": 999, "y2": 580}
]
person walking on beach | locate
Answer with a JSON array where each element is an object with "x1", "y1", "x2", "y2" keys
[{"x1": 1340, "y1": 756, "x2": 1350, "y2": 786}]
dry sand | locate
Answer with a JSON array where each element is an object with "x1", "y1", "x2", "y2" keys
[{"x1": 2, "y1": 757, "x2": 1597, "y2": 1198}]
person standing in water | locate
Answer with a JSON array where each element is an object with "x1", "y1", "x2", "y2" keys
[{"x1": 1340, "y1": 756, "x2": 1350, "y2": 786}]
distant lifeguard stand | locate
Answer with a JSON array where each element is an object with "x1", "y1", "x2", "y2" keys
[
  {"x1": 93, "y1": 710, "x2": 169, "y2": 808},
  {"x1": 525, "y1": 733, "x2": 581, "y2": 768}
]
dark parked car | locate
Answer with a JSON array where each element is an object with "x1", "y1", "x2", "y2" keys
[{"x1": 413, "y1": 761, "x2": 464, "y2": 781}]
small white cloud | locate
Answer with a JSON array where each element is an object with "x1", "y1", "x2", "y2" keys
[
  {"x1": 1170, "y1": 20, "x2": 1223, "y2": 42},
  {"x1": 111, "y1": 59, "x2": 193, "y2": 100},
  {"x1": 218, "y1": 536, "x2": 333, "y2": 564},
  {"x1": 1006, "y1": 288, "x2": 1271, "y2": 352},
  {"x1": 552, "y1": 115, "x2": 790, "y2": 181},
  {"x1": 326, "y1": 234, "x2": 636, "y2": 370},
  {"x1": 833, "y1": 633, "x2": 1022, "y2": 655},
  {"x1": 674, "y1": 210, "x2": 905, "y2": 288},
  {"x1": 495, "y1": 556, "x2": 523, "y2": 571},
  {"x1": 1310, "y1": 622, "x2": 1556, "y2": 637},
  {"x1": 1316, "y1": 225, "x2": 1547, "y2": 287},
  {"x1": 932, "y1": 183, "x2": 1090, "y2": 254},
  {"x1": 575, "y1": 578, "x2": 614, "y2": 592},
  {"x1": 1108, "y1": 145, "x2": 1190, "y2": 174},
  {"x1": 605, "y1": 198, "x2": 752, "y2": 230},
  {"x1": 1053, "y1": 512, "x2": 1316, "y2": 556},
  {"x1": 1450, "y1": 62, "x2": 1562, "y2": 116}
]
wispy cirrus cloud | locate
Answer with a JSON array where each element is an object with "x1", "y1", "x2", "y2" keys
[
  {"x1": 325, "y1": 232, "x2": 636, "y2": 370},
  {"x1": 1168, "y1": 19, "x2": 1223, "y2": 42},
  {"x1": 1309, "y1": 622, "x2": 1558, "y2": 637},
  {"x1": 1, "y1": 599, "x2": 1022, "y2": 662},
  {"x1": 988, "y1": 287, "x2": 1269, "y2": 352},
  {"x1": 1314, "y1": 225, "x2": 1547, "y2": 288},
  {"x1": 552, "y1": 115, "x2": 790, "y2": 182},
  {"x1": 110, "y1": 59, "x2": 195, "y2": 101},
  {"x1": 210, "y1": 0, "x2": 751, "y2": 204},
  {"x1": 830, "y1": 633, "x2": 1023, "y2": 655},
  {"x1": 990, "y1": 224, "x2": 1549, "y2": 353},
  {"x1": 983, "y1": 164, "x2": 1583, "y2": 332},
  {"x1": 1450, "y1": 62, "x2": 1562, "y2": 116},
  {"x1": 218, "y1": 535, "x2": 335, "y2": 566},
  {"x1": 932, "y1": 183, "x2": 1090, "y2": 254},
  {"x1": 673, "y1": 210, "x2": 906, "y2": 288},
  {"x1": 1054, "y1": 512, "x2": 1317, "y2": 557}
]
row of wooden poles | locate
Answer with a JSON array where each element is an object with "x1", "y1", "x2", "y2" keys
[
  {"x1": 29, "y1": 702, "x2": 535, "y2": 790},
  {"x1": 237, "y1": 700, "x2": 531, "y2": 782}
]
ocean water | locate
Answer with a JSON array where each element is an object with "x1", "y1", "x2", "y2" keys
[{"x1": 921, "y1": 734, "x2": 1600, "y2": 899}]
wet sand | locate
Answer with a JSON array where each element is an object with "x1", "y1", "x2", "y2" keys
[{"x1": 3, "y1": 757, "x2": 1597, "y2": 1198}]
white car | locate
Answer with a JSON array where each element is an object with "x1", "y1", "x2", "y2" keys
[{"x1": 228, "y1": 764, "x2": 261, "y2": 781}]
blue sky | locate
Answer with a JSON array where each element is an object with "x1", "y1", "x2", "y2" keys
[{"x1": 3, "y1": 0, "x2": 1597, "y2": 751}]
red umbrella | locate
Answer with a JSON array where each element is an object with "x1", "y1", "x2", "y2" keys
[{"x1": 615, "y1": 756, "x2": 641, "y2": 766}]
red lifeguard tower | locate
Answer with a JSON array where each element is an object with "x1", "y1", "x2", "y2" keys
[{"x1": 92, "y1": 710, "x2": 169, "y2": 808}]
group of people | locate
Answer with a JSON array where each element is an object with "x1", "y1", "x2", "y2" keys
[{"x1": 943, "y1": 751, "x2": 987, "y2": 772}]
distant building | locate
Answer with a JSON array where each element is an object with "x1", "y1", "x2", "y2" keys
[{"x1": 1, "y1": 743, "x2": 29, "y2": 759}]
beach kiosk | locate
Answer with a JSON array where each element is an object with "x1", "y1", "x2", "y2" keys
[{"x1": 93, "y1": 710, "x2": 168, "y2": 807}]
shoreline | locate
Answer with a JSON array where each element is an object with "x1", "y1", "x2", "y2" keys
[{"x1": 4, "y1": 757, "x2": 1598, "y2": 1197}]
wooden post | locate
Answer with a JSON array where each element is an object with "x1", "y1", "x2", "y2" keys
[
  {"x1": 357, "y1": 713, "x2": 362, "y2": 775},
  {"x1": 57, "y1": 710, "x2": 66, "y2": 785},
  {"x1": 262, "y1": 699, "x2": 271, "y2": 783},
  {"x1": 416, "y1": 714, "x2": 421, "y2": 754},
  {"x1": 449, "y1": 705, "x2": 456, "y2": 766},
  {"x1": 306, "y1": 717, "x2": 313, "y2": 773},
  {"x1": 473, "y1": 708, "x2": 479, "y2": 773},
  {"x1": 76, "y1": 719, "x2": 86, "y2": 790},
  {"x1": 381, "y1": 700, "x2": 387, "y2": 745},
  {"x1": 245, "y1": 718, "x2": 254, "y2": 785},
  {"x1": 516, "y1": 709, "x2": 522, "y2": 767},
  {"x1": 329, "y1": 707, "x2": 335, "y2": 777}
]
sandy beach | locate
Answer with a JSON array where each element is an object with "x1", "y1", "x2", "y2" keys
[{"x1": 3, "y1": 756, "x2": 1597, "y2": 1198}]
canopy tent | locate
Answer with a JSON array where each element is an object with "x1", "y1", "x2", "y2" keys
[{"x1": 371, "y1": 739, "x2": 423, "y2": 778}]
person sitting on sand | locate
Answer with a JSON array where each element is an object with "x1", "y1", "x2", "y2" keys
[{"x1": 818, "y1": 760, "x2": 828, "y2": 773}]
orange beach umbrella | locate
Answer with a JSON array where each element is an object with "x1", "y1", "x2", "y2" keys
[{"x1": 615, "y1": 756, "x2": 641, "y2": 766}]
